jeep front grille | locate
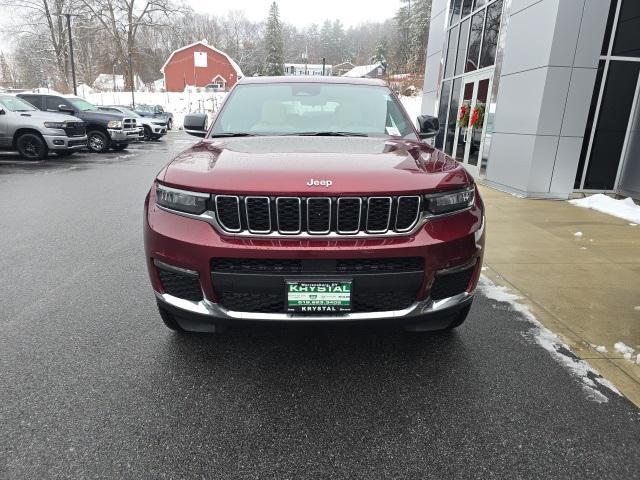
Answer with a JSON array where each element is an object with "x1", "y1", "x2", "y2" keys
[{"x1": 211, "y1": 195, "x2": 421, "y2": 236}]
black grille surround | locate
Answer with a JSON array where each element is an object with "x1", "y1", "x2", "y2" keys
[
  {"x1": 430, "y1": 264, "x2": 475, "y2": 300},
  {"x1": 64, "y1": 121, "x2": 86, "y2": 137},
  {"x1": 211, "y1": 257, "x2": 425, "y2": 314},
  {"x1": 212, "y1": 195, "x2": 421, "y2": 236}
]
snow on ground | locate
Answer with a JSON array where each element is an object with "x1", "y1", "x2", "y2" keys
[
  {"x1": 86, "y1": 91, "x2": 227, "y2": 129},
  {"x1": 569, "y1": 194, "x2": 640, "y2": 224},
  {"x1": 400, "y1": 94, "x2": 423, "y2": 127},
  {"x1": 478, "y1": 276, "x2": 621, "y2": 403}
]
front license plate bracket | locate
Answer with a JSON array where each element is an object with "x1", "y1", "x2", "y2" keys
[{"x1": 285, "y1": 279, "x2": 352, "y2": 314}]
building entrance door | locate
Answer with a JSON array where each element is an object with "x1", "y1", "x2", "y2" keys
[{"x1": 452, "y1": 71, "x2": 493, "y2": 177}]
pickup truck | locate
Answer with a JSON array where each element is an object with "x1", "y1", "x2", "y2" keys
[
  {"x1": 17, "y1": 93, "x2": 139, "y2": 153},
  {"x1": 0, "y1": 93, "x2": 87, "y2": 160},
  {"x1": 133, "y1": 104, "x2": 173, "y2": 130}
]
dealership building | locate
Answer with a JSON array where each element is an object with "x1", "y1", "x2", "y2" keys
[{"x1": 421, "y1": 0, "x2": 640, "y2": 199}]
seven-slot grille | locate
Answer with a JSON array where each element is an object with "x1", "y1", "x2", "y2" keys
[{"x1": 214, "y1": 195, "x2": 421, "y2": 236}]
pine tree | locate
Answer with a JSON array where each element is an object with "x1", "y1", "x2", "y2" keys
[
  {"x1": 371, "y1": 39, "x2": 388, "y2": 68},
  {"x1": 409, "y1": 0, "x2": 432, "y2": 74},
  {"x1": 263, "y1": 2, "x2": 284, "y2": 76}
]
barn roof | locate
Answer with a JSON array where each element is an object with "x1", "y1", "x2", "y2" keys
[{"x1": 160, "y1": 40, "x2": 244, "y2": 78}]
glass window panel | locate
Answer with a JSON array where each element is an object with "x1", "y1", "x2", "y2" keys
[
  {"x1": 575, "y1": 61, "x2": 606, "y2": 188},
  {"x1": 612, "y1": 0, "x2": 640, "y2": 57},
  {"x1": 466, "y1": 10, "x2": 485, "y2": 72},
  {"x1": 454, "y1": 82, "x2": 474, "y2": 162},
  {"x1": 474, "y1": 0, "x2": 487, "y2": 9},
  {"x1": 461, "y1": 0, "x2": 473, "y2": 17},
  {"x1": 479, "y1": 0, "x2": 502, "y2": 68},
  {"x1": 601, "y1": 0, "x2": 618, "y2": 55},
  {"x1": 449, "y1": 0, "x2": 462, "y2": 25},
  {"x1": 455, "y1": 19, "x2": 470, "y2": 75},
  {"x1": 584, "y1": 61, "x2": 640, "y2": 190},
  {"x1": 445, "y1": 78, "x2": 462, "y2": 155},
  {"x1": 444, "y1": 25, "x2": 459, "y2": 78},
  {"x1": 468, "y1": 79, "x2": 490, "y2": 166},
  {"x1": 435, "y1": 80, "x2": 452, "y2": 150}
]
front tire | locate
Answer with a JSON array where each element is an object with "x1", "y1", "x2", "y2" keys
[
  {"x1": 167, "y1": 119, "x2": 173, "y2": 130},
  {"x1": 142, "y1": 126, "x2": 152, "y2": 141},
  {"x1": 16, "y1": 133, "x2": 48, "y2": 160},
  {"x1": 87, "y1": 130, "x2": 110, "y2": 153}
]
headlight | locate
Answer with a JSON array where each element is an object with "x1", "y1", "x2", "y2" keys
[
  {"x1": 425, "y1": 187, "x2": 475, "y2": 215},
  {"x1": 107, "y1": 120, "x2": 122, "y2": 129},
  {"x1": 44, "y1": 122, "x2": 66, "y2": 129},
  {"x1": 156, "y1": 183, "x2": 208, "y2": 214}
]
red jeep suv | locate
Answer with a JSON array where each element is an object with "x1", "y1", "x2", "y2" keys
[{"x1": 144, "y1": 77, "x2": 485, "y2": 333}]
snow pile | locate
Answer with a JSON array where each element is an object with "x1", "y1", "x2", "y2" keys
[
  {"x1": 400, "y1": 94, "x2": 423, "y2": 128},
  {"x1": 573, "y1": 231, "x2": 583, "y2": 237},
  {"x1": 613, "y1": 341, "x2": 637, "y2": 362},
  {"x1": 479, "y1": 276, "x2": 621, "y2": 403},
  {"x1": 85, "y1": 91, "x2": 227, "y2": 129},
  {"x1": 569, "y1": 194, "x2": 640, "y2": 224}
]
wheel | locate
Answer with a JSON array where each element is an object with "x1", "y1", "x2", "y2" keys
[
  {"x1": 16, "y1": 133, "x2": 48, "y2": 160},
  {"x1": 87, "y1": 130, "x2": 110, "y2": 153},
  {"x1": 55, "y1": 151, "x2": 74, "y2": 157},
  {"x1": 167, "y1": 119, "x2": 173, "y2": 130},
  {"x1": 157, "y1": 303, "x2": 185, "y2": 332},
  {"x1": 143, "y1": 126, "x2": 152, "y2": 141},
  {"x1": 111, "y1": 144, "x2": 128, "y2": 151}
]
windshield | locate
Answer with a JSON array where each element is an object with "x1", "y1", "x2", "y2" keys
[
  {"x1": 67, "y1": 97, "x2": 98, "y2": 111},
  {"x1": 0, "y1": 96, "x2": 38, "y2": 112},
  {"x1": 136, "y1": 104, "x2": 152, "y2": 112},
  {"x1": 211, "y1": 83, "x2": 416, "y2": 139}
]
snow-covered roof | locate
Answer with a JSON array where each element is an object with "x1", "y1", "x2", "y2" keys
[
  {"x1": 342, "y1": 62, "x2": 385, "y2": 78},
  {"x1": 284, "y1": 63, "x2": 333, "y2": 69},
  {"x1": 161, "y1": 40, "x2": 244, "y2": 78}
]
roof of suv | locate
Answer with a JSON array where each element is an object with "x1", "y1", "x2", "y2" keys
[{"x1": 238, "y1": 76, "x2": 387, "y2": 87}]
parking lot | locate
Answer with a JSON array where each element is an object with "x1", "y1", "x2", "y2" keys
[{"x1": 1, "y1": 132, "x2": 639, "y2": 479}]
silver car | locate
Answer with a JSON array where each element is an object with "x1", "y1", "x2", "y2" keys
[
  {"x1": 0, "y1": 94, "x2": 87, "y2": 160},
  {"x1": 99, "y1": 106, "x2": 167, "y2": 141}
]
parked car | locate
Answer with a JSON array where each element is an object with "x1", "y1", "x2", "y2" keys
[
  {"x1": 0, "y1": 93, "x2": 87, "y2": 160},
  {"x1": 99, "y1": 105, "x2": 167, "y2": 141},
  {"x1": 133, "y1": 104, "x2": 173, "y2": 130},
  {"x1": 17, "y1": 93, "x2": 139, "y2": 153},
  {"x1": 144, "y1": 77, "x2": 485, "y2": 333}
]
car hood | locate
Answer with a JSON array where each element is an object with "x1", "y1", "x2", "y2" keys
[
  {"x1": 15, "y1": 110, "x2": 83, "y2": 123},
  {"x1": 84, "y1": 111, "x2": 127, "y2": 121},
  {"x1": 160, "y1": 136, "x2": 472, "y2": 195}
]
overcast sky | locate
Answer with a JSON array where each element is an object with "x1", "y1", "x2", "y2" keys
[{"x1": 186, "y1": 0, "x2": 401, "y2": 26}]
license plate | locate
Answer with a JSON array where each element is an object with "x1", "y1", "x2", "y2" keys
[{"x1": 286, "y1": 280, "x2": 352, "y2": 313}]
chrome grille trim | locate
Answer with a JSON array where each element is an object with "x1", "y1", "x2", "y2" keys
[
  {"x1": 245, "y1": 196, "x2": 271, "y2": 234},
  {"x1": 306, "y1": 197, "x2": 332, "y2": 234},
  {"x1": 395, "y1": 196, "x2": 422, "y2": 232},
  {"x1": 275, "y1": 197, "x2": 302, "y2": 234},
  {"x1": 365, "y1": 197, "x2": 392, "y2": 234},
  {"x1": 214, "y1": 195, "x2": 242, "y2": 233},
  {"x1": 336, "y1": 197, "x2": 362, "y2": 234},
  {"x1": 159, "y1": 194, "x2": 439, "y2": 238}
]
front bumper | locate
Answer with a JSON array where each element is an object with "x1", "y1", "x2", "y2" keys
[
  {"x1": 43, "y1": 135, "x2": 88, "y2": 150},
  {"x1": 144, "y1": 188, "x2": 485, "y2": 329},
  {"x1": 108, "y1": 128, "x2": 140, "y2": 143}
]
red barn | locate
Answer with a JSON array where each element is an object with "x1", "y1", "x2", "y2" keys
[{"x1": 161, "y1": 40, "x2": 243, "y2": 92}]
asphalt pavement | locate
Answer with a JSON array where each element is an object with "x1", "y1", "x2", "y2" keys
[{"x1": 0, "y1": 133, "x2": 638, "y2": 479}]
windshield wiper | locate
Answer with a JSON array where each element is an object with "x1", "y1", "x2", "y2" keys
[
  {"x1": 294, "y1": 131, "x2": 368, "y2": 137},
  {"x1": 210, "y1": 133, "x2": 259, "y2": 137}
]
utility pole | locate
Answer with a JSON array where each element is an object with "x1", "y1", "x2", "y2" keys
[
  {"x1": 55, "y1": 13, "x2": 79, "y2": 95},
  {"x1": 128, "y1": 50, "x2": 135, "y2": 108},
  {"x1": 322, "y1": 58, "x2": 326, "y2": 76}
]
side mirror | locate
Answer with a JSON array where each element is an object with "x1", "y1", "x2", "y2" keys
[
  {"x1": 58, "y1": 104, "x2": 75, "y2": 114},
  {"x1": 417, "y1": 114, "x2": 439, "y2": 140},
  {"x1": 183, "y1": 113, "x2": 208, "y2": 138}
]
